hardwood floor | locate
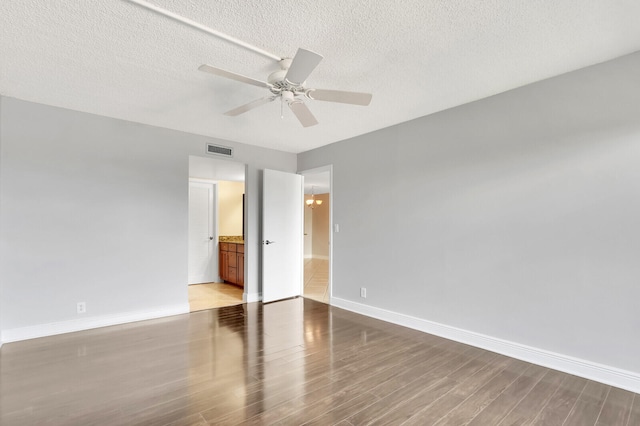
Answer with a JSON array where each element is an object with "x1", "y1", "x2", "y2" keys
[
  {"x1": 304, "y1": 258, "x2": 329, "y2": 304},
  {"x1": 188, "y1": 282, "x2": 244, "y2": 311},
  {"x1": 1, "y1": 298, "x2": 638, "y2": 425}
]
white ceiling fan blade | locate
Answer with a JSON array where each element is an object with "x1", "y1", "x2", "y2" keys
[
  {"x1": 284, "y1": 49, "x2": 323, "y2": 85},
  {"x1": 224, "y1": 97, "x2": 277, "y2": 116},
  {"x1": 199, "y1": 64, "x2": 271, "y2": 88},
  {"x1": 307, "y1": 89, "x2": 372, "y2": 106},
  {"x1": 288, "y1": 101, "x2": 319, "y2": 127}
]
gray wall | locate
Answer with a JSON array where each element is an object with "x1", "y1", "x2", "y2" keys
[
  {"x1": 298, "y1": 51, "x2": 640, "y2": 374},
  {"x1": 0, "y1": 98, "x2": 3, "y2": 345},
  {"x1": 0, "y1": 97, "x2": 295, "y2": 335}
]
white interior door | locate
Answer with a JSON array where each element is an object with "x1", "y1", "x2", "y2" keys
[
  {"x1": 188, "y1": 180, "x2": 218, "y2": 284},
  {"x1": 262, "y1": 169, "x2": 303, "y2": 303}
]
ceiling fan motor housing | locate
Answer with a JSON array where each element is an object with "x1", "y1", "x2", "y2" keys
[
  {"x1": 268, "y1": 69, "x2": 306, "y2": 97},
  {"x1": 268, "y1": 69, "x2": 287, "y2": 85}
]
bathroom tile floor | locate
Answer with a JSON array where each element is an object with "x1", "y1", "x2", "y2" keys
[{"x1": 188, "y1": 282, "x2": 243, "y2": 311}]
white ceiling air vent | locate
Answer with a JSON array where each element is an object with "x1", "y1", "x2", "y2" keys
[{"x1": 206, "y1": 143, "x2": 233, "y2": 158}]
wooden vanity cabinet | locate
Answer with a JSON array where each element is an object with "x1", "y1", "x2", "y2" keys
[
  {"x1": 219, "y1": 242, "x2": 244, "y2": 287},
  {"x1": 237, "y1": 244, "x2": 244, "y2": 287}
]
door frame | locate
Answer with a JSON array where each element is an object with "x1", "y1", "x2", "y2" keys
[
  {"x1": 187, "y1": 178, "x2": 219, "y2": 284},
  {"x1": 298, "y1": 165, "x2": 333, "y2": 304}
]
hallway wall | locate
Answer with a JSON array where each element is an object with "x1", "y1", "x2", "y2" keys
[{"x1": 311, "y1": 194, "x2": 330, "y2": 259}]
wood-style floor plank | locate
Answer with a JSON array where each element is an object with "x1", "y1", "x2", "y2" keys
[
  {"x1": 466, "y1": 364, "x2": 548, "y2": 425},
  {"x1": 301, "y1": 391, "x2": 380, "y2": 425},
  {"x1": 563, "y1": 381, "x2": 610, "y2": 426},
  {"x1": 627, "y1": 394, "x2": 640, "y2": 426},
  {"x1": 369, "y1": 377, "x2": 459, "y2": 426},
  {"x1": 370, "y1": 353, "x2": 499, "y2": 426},
  {"x1": 529, "y1": 374, "x2": 588, "y2": 426},
  {"x1": 401, "y1": 354, "x2": 520, "y2": 425},
  {"x1": 596, "y1": 387, "x2": 635, "y2": 426},
  {"x1": 0, "y1": 298, "x2": 637, "y2": 426},
  {"x1": 433, "y1": 359, "x2": 529, "y2": 425},
  {"x1": 497, "y1": 369, "x2": 568, "y2": 425}
]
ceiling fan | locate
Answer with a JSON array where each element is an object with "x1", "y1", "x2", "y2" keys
[
  {"x1": 199, "y1": 49, "x2": 372, "y2": 127},
  {"x1": 127, "y1": 0, "x2": 372, "y2": 128}
]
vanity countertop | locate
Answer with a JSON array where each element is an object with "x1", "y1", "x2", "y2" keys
[{"x1": 219, "y1": 236, "x2": 244, "y2": 244}]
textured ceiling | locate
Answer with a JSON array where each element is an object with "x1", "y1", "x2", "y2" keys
[{"x1": 2, "y1": 1, "x2": 640, "y2": 153}]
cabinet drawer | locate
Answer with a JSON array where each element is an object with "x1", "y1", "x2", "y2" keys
[
  {"x1": 237, "y1": 244, "x2": 244, "y2": 253},
  {"x1": 220, "y1": 242, "x2": 229, "y2": 252},
  {"x1": 227, "y1": 243, "x2": 237, "y2": 253}
]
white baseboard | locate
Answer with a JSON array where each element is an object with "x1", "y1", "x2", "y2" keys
[
  {"x1": 1, "y1": 303, "x2": 190, "y2": 343},
  {"x1": 304, "y1": 254, "x2": 313, "y2": 259},
  {"x1": 331, "y1": 297, "x2": 640, "y2": 394},
  {"x1": 312, "y1": 255, "x2": 329, "y2": 260},
  {"x1": 244, "y1": 292, "x2": 261, "y2": 303}
]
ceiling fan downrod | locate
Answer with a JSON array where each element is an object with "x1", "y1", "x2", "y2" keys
[{"x1": 126, "y1": 0, "x2": 283, "y2": 62}]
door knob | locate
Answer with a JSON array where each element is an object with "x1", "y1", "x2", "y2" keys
[
  {"x1": 264, "y1": 240, "x2": 276, "y2": 245},
  {"x1": 209, "y1": 236, "x2": 214, "y2": 240}
]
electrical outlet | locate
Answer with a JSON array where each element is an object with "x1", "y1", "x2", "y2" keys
[
  {"x1": 360, "y1": 287, "x2": 367, "y2": 298},
  {"x1": 77, "y1": 302, "x2": 86, "y2": 314}
]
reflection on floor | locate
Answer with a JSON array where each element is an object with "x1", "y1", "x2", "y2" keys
[
  {"x1": 303, "y1": 258, "x2": 329, "y2": 304},
  {"x1": 188, "y1": 282, "x2": 243, "y2": 312},
  {"x1": 3, "y1": 298, "x2": 634, "y2": 425}
]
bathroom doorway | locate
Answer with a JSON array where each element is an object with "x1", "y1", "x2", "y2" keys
[{"x1": 187, "y1": 155, "x2": 246, "y2": 311}]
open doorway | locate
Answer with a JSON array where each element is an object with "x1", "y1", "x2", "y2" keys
[
  {"x1": 300, "y1": 167, "x2": 332, "y2": 304},
  {"x1": 188, "y1": 155, "x2": 246, "y2": 311}
]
